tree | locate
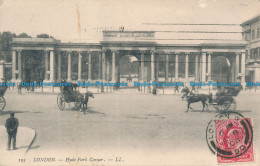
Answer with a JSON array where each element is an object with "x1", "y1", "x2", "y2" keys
[
  {"x1": 0, "y1": 31, "x2": 16, "y2": 62},
  {"x1": 17, "y1": 33, "x2": 31, "y2": 38},
  {"x1": 37, "y1": 34, "x2": 54, "y2": 38}
]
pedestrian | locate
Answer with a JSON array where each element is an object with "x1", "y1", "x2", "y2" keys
[
  {"x1": 174, "y1": 84, "x2": 179, "y2": 93},
  {"x1": 191, "y1": 84, "x2": 196, "y2": 93},
  {"x1": 17, "y1": 81, "x2": 22, "y2": 94},
  {"x1": 152, "y1": 85, "x2": 157, "y2": 95},
  {"x1": 5, "y1": 113, "x2": 19, "y2": 151}
]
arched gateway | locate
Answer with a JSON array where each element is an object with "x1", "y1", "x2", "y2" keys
[{"x1": 10, "y1": 31, "x2": 246, "y2": 87}]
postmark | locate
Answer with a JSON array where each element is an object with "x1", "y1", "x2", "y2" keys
[{"x1": 206, "y1": 112, "x2": 254, "y2": 163}]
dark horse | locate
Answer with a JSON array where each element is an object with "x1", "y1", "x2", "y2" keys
[
  {"x1": 181, "y1": 87, "x2": 212, "y2": 112},
  {"x1": 127, "y1": 75, "x2": 132, "y2": 82},
  {"x1": 79, "y1": 91, "x2": 94, "y2": 114}
]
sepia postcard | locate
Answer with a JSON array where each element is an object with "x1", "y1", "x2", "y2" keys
[{"x1": 0, "y1": 0, "x2": 260, "y2": 165}]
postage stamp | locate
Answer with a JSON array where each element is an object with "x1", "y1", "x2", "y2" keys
[{"x1": 206, "y1": 112, "x2": 254, "y2": 163}]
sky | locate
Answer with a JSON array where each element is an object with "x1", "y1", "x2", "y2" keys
[{"x1": 0, "y1": 0, "x2": 260, "y2": 42}]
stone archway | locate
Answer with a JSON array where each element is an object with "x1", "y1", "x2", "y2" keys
[
  {"x1": 211, "y1": 56, "x2": 232, "y2": 82},
  {"x1": 118, "y1": 51, "x2": 140, "y2": 87},
  {"x1": 22, "y1": 50, "x2": 45, "y2": 82}
]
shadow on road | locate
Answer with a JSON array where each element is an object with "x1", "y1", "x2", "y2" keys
[
  {"x1": 188, "y1": 109, "x2": 252, "y2": 113},
  {"x1": 0, "y1": 110, "x2": 28, "y2": 116},
  {"x1": 85, "y1": 107, "x2": 106, "y2": 115}
]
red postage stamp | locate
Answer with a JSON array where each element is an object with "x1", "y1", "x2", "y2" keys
[
  {"x1": 206, "y1": 112, "x2": 254, "y2": 164},
  {"x1": 215, "y1": 118, "x2": 254, "y2": 163}
]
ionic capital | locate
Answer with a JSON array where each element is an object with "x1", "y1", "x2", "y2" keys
[
  {"x1": 236, "y1": 52, "x2": 241, "y2": 55},
  {"x1": 86, "y1": 51, "x2": 92, "y2": 55},
  {"x1": 44, "y1": 49, "x2": 50, "y2": 53},
  {"x1": 16, "y1": 50, "x2": 22, "y2": 53},
  {"x1": 150, "y1": 50, "x2": 155, "y2": 55},
  {"x1": 140, "y1": 50, "x2": 146, "y2": 55},
  {"x1": 163, "y1": 51, "x2": 172, "y2": 55},
  {"x1": 111, "y1": 50, "x2": 119, "y2": 54}
]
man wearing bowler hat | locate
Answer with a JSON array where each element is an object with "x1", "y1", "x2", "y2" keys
[{"x1": 5, "y1": 113, "x2": 19, "y2": 150}]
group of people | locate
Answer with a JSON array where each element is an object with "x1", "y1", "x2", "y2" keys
[{"x1": 152, "y1": 83, "x2": 197, "y2": 95}]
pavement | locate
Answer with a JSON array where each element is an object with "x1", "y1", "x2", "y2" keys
[{"x1": 0, "y1": 126, "x2": 36, "y2": 165}]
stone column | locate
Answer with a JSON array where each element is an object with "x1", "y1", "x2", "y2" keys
[
  {"x1": 208, "y1": 52, "x2": 212, "y2": 81},
  {"x1": 165, "y1": 53, "x2": 169, "y2": 82},
  {"x1": 155, "y1": 54, "x2": 159, "y2": 82},
  {"x1": 195, "y1": 54, "x2": 198, "y2": 81},
  {"x1": 98, "y1": 52, "x2": 102, "y2": 80},
  {"x1": 49, "y1": 50, "x2": 55, "y2": 82},
  {"x1": 67, "y1": 51, "x2": 72, "y2": 82},
  {"x1": 44, "y1": 50, "x2": 49, "y2": 81},
  {"x1": 116, "y1": 54, "x2": 120, "y2": 82},
  {"x1": 201, "y1": 52, "x2": 207, "y2": 82},
  {"x1": 106, "y1": 56, "x2": 110, "y2": 81},
  {"x1": 150, "y1": 51, "x2": 155, "y2": 81},
  {"x1": 78, "y1": 51, "x2": 82, "y2": 81},
  {"x1": 88, "y1": 52, "x2": 92, "y2": 81},
  {"x1": 0, "y1": 60, "x2": 5, "y2": 81},
  {"x1": 17, "y1": 50, "x2": 22, "y2": 81},
  {"x1": 102, "y1": 51, "x2": 106, "y2": 82},
  {"x1": 12, "y1": 50, "x2": 16, "y2": 81},
  {"x1": 185, "y1": 53, "x2": 189, "y2": 82},
  {"x1": 236, "y1": 52, "x2": 240, "y2": 80},
  {"x1": 112, "y1": 51, "x2": 116, "y2": 82},
  {"x1": 241, "y1": 52, "x2": 246, "y2": 82},
  {"x1": 57, "y1": 51, "x2": 61, "y2": 81},
  {"x1": 140, "y1": 51, "x2": 145, "y2": 82},
  {"x1": 175, "y1": 53, "x2": 179, "y2": 81}
]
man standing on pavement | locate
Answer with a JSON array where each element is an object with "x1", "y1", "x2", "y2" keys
[{"x1": 5, "y1": 113, "x2": 19, "y2": 151}]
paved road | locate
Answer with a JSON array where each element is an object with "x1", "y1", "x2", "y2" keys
[{"x1": 0, "y1": 89, "x2": 259, "y2": 166}]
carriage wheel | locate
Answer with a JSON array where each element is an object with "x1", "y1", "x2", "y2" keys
[
  {"x1": 57, "y1": 93, "x2": 65, "y2": 110},
  {"x1": 215, "y1": 99, "x2": 236, "y2": 112},
  {"x1": 215, "y1": 101, "x2": 229, "y2": 111},
  {"x1": 0, "y1": 97, "x2": 6, "y2": 111},
  {"x1": 226, "y1": 99, "x2": 236, "y2": 111}
]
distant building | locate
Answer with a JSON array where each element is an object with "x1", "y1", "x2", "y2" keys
[{"x1": 241, "y1": 15, "x2": 260, "y2": 83}]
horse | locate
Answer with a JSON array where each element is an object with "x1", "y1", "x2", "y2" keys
[
  {"x1": 185, "y1": 94, "x2": 212, "y2": 112},
  {"x1": 79, "y1": 91, "x2": 94, "y2": 114},
  {"x1": 181, "y1": 87, "x2": 212, "y2": 112},
  {"x1": 181, "y1": 87, "x2": 195, "y2": 99},
  {"x1": 127, "y1": 76, "x2": 132, "y2": 82}
]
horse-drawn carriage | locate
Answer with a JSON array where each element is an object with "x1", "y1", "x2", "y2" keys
[
  {"x1": 57, "y1": 83, "x2": 94, "y2": 114},
  {"x1": 0, "y1": 86, "x2": 8, "y2": 111},
  {"x1": 182, "y1": 86, "x2": 242, "y2": 112},
  {"x1": 210, "y1": 86, "x2": 241, "y2": 111}
]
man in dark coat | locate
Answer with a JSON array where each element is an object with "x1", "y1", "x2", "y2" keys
[{"x1": 5, "y1": 113, "x2": 19, "y2": 150}]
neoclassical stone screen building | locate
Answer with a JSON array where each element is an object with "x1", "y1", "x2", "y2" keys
[{"x1": 10, "y1": 30, "x2": 246, "y2": 85}]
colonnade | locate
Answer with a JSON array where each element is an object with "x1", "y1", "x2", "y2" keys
[{"x1": 10, "y1": 49, "x2": 246, "y2": 84}]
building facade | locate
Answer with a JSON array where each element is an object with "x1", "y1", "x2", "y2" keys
[
  {"x1": 9, "y1": 30, "x2": 246, "y2": 86},
  {"x1": 241, "y1": 14, "x2": 260, "y2": 83}
]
